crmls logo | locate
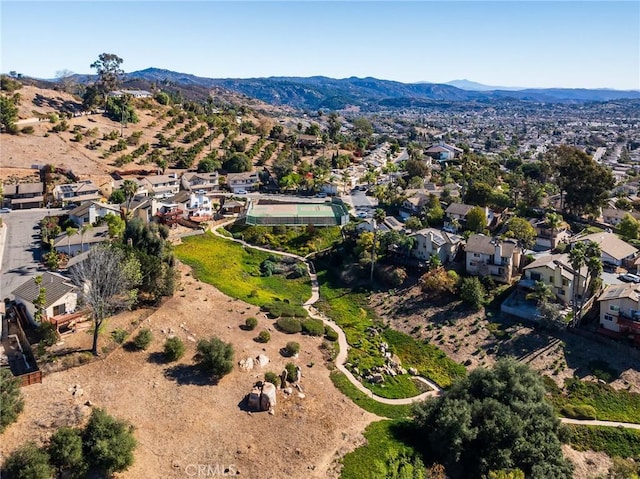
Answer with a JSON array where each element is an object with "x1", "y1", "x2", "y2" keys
[{"x1": 184, "y1": 463, "x2": 237, "y2": 477}]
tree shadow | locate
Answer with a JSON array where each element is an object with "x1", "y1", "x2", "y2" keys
[
  {"x1": 147, "y1": 351, "x2": 167, "y2": 365},
  {"x1": 164, "y1": 364, "x2": 215, "y2": 386}
]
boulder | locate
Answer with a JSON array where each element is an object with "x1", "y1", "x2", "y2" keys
[
  {"x1": 408, "y1": 367, "x2": 418, "y2": 376},
  {"x1": 255, "y1": 354, "x2": 269, "y2": 367},
  {"x1": 239, "y1": 357, "x2": 254, "y2": 371},
  {"x1": 370, "y1": 373, "x2": 384, "y2": 384}
]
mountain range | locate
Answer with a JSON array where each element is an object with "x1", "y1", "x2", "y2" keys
[{"x1": 73, "y1": 67, "x2": 640, "y2": 110}]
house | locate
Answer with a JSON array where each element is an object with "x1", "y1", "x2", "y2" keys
[
  {"x1": 520, "y1": 253, "x2": 588, "y2": 306},
  {"x1": 52, "y1": 225, "x2": 110, "y2": 256},
  {"x1": 68, "y1": 201, "x2": 121, "y2": 227},
  {"x1": 596, "y1": 283, "x2": 640, "y2": 344},
  {"x1": 2, "y1": 182, "x2": 44, "y2": 210},
  {"x1": 227, "y1": 171, "x2": 260, "y2": 193},
  {"x1": 110, "y1": 177, "x2": 149, "y2": 198},
  {"x1": 411, "y1": 228, "x2": 463, "y2": 264},
  {"x1": 187, "y1": 190, "x2": 215, "y2": 220},
  {"x1": 400, "y1": 191, "x2": 430, "y2": 219},
  {"x1": 142, "y1": 173, "x2": 181, "y2": 199},
  {"x1": 425, "y1": 142, "x2": 463, "y2": 162},
  {"x1": 571, "y1": 231, "x2": 639, "y2": 269},
  {"x1": 530, "y1": 217, "x2": 571, "y2": 250},
  {"x1": 444, "y1": 203, "x2": 491, "y2": 232},
  {"x1": 155, "y1": 202, "x2": 184, "y2": 227},
  {"x1": 181, "y1": 171, "x2": 219, "y2": 192},
  {"x1": 465, "y1": 234, "x2": 522, "y2": 284},
  {"x1": 108, "y1": 89, "x2": 152, "y2": 99},
  {"x1": 52, "y1": 180, "x2": 101, "y2": 205},
  {"x1": 221, "y1": 200, "x2": 245, "y2": 216},
  {"x1": 12, "y1": 272, "x2": 77, "y2": 324},
  {"x1": 601, "y1": 208, "x2": 640, "y2": 228}
]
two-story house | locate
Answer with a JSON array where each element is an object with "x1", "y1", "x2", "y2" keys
[
  {"x1": 465, "y1": 234, "x2": 522, "y2": 284},
  {"x1": 530, "y1": 218, "x2": 571, "y2": 250},
  {"x1": 601, "y1": 208, "x2": 640, "y2": 228},
  {"x1": 52, "y1": 225, "x2": 111, "y2": 256},
  {"x1": 227, "y1": 171, "x2": 260, "y2": 193},
  {"x1": 444, "y1": 203, "x2": 492, "y2": 232},
  {"x1": 181, "y1": 171, "x2": 219, "y2": 193},
  {"x1": 520, "y1": 253, "x2": 587, "y2": 306},
  {"x1": 68, "y1": 201, "x2": 121, "y2": 227},
  {"x1": 400, "y1": 191, "x2": 430, "y2": 220},
  {"x1": 571, "y1": 231, "x2": 639, "y2": 269},
  {"x1": 142, "y1": 173, "x2": 181, "y2": 199},
  {"x1": 597, "y1": 283, "x2": 640, "y2": 344},
  {"x1": 411, "y1": 228, "x2": 463, "y2": 264},
  {"x1": 2, "y1": 182, "x2": 44, "y2": 210},
  {"x1": 53, "y1": 180, "x2": 101, "y2": 205}
]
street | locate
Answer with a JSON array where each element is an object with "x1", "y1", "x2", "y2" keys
[{"x1": 1, "y1": 209, "x2": 60, "y2": 300}]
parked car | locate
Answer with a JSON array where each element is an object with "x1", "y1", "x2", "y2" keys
[
  {"x1": 235, "y1": 189, "x2": 247, "y2": 195},
  {"x1": 619, "y1": 273, "x2": 640, "y2": 283},
  {"x1": 0, "y1": 207, "x2": 11, "y2": 213},
  {"x1": 315, "y1": 192, "x2": 327, "y2": 198}
]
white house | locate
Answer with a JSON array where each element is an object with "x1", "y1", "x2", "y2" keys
[
  {"x1": 572, "y1": 231, "x2": 639, "y2": 268},
  {"x1": 142, "y1": 173, "x2": 181, "y2": 199},
  {"x1": 465, "y1": 234, "x2": 522, "y2": 284},
  {"x1": 68, "y1": 201, "x2": 121, "y2": 227},
  {"x1": 227, "y1": 171, "x2": 260, "y2": 193},
  {"x1": 181, "y1": 171, "x2": 219, "y2": 192},
  {"x1": 12, "y1": 272, "x2": 77, "y2": 324},
  {"x1": 188, "y1": 190, "x2": 214, "y2": 219},
  {"x1": 597, "y1": 283, "x2": 640, "y2": 344},
  {"x1": 411, "y1": 228, "x2": 462, "y2": 264}
]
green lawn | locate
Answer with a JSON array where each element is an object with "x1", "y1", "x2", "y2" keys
[
  {"x1": 329, "y1": 371, "x2": 413, "y2": 419},
  {"x1": 547, "y1": 378, "x2": 640, "y2": 424},
  {"x1": 341, "y1": 420, "x2": 424, "y2": 479},
  {"x1": 225, "y1": 224, "x2": 342, "y2": 256},
  {"x1": 566, "y1": 424, "x2": 640, "y2": 458},
  {"x1": 175, "y1": 232, "x2": 311, "y2": 307}
]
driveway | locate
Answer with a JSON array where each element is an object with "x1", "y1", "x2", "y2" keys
[{"x1": 1, "y1": 208, "x2": 61, "y2": 300}]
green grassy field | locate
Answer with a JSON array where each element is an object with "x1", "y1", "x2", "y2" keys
[
  {"x1": 566, "y1": 424, "x2": 640, "y2": 458},
  {"x1": 175, "y1": 232, "x2": 311, "y2": 307},
  {"x1": 547, "y1": 378, "x2": 640, "y2": 424},
  {"x1": 226, "y1": 224, "x2": 342, "y2": 256}
]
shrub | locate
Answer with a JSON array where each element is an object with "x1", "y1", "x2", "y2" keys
[
  {"x1": 588, "y1": 359, "x2": 617, "y2": 383},
  {"x1": 132, "y1": 328, "x2": 153, "y2": 350},
  {"x1": 264, "y1": 371, "x2": 280, "y2": 387},
  {"x1": 2, "y1": 442, "x2": 54, "y2": 479},
  {"x1": 561, "y1": 404, "x2": 597, "y2": 420},
  {"x1": 276, "y1": 317, "x2": 302, "y2": 334},
  {"x1": 82, "y1": 408, "x2": 136, "y2": 476},
  {"x1": 21, "y1": 125, "x2": 34, "y2": 134},
  {"x1": 460, "y1": 276, "x2": 486, "y2": 309},
  {"x1": 111, "y1": 328, "x2": 128, "y2": 344},
  {"x1": 245, "y1": 317, "x2": 258, "y2": 331},
  {"x1": 0, "y1": 368, "x2": 24, "y2": 433},
  {"x1": 285, "y1": 362, "x2": 299, "y2": 382},
  {"x1": 194, "y1": 336, "x2": 234, "y2": 379},
  {"x1": 285, "y1": 341, "x2": 301, "y2": 356},
  {"x1": 302, "y1": 318, "x2": 325, "y2": 336},
  {"x1": 263, "y1": 301, "x2": 307, "y2": 319},
  {"x1": 163, "y1": 337, "x2": 185, "y2": 362},
  {"x1": 324, "y1": 325, "x2": 339, "y2": 342},
  {"x1": 37, "y1": 321, "x2": 58, "y2": 347},
  {"x1": 256, "y1": 330, "x2": 271, "y2": 343},
  {"x1": 48, "y1": 426, "x2": 86, "y2": 477}
]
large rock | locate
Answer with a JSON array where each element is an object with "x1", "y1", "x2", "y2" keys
[
  {"x1": 370, "y1": 373, "x2": 384, "y2": 384},
  {"x1": 255, "y1": 354, "x2": 269, "y2": 367},
  {"x1": 238, "y1": 357, "x2": 254, "y2": 371}
]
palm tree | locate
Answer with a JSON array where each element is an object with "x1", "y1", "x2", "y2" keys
[
  {"x1": 66, "y1": 227, "x2": 78, "y2": 257},
  {"x1": 568, "y1": 240, "x2": 601, "y2": 326},
  {"x1": 526, "y1": 280, "x2": 554, "y2": 304},
  {"x1": 80, "y1": 224, "x2": 92, "y2": 253},
  {"x1": 370, "y1": 208, "x2": 386, "y2": 285},
  {"x1": 121, "y1": 179, "x2": 138, "y2": 213}
]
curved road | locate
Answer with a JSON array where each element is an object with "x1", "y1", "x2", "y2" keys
[{"x1": 209, "y1": 221, "x2": 640, "y2": 424}]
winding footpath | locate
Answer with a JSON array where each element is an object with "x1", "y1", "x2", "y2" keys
[{"x1": 209, "y1": 221, "x2": 640, "y2": 425}]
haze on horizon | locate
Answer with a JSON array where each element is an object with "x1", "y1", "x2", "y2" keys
[{"x1": 1, "y1": 1, "x2": 638, "y2": 91}]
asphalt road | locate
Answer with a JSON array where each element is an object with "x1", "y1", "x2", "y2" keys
[{"x1": 1, "y1": 209, "x2": 60, "y2": 300}]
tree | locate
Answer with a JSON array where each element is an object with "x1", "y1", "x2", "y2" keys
[
  {"x1": 370, "y1": 208, "x2": 387, "y2": 285},
  {"x1": 89, "y1": 53, "x2": 124, "y2": 104},
  {"x1": 65, "y1": 227, "x2": 78, "y2": 257},
  {"x1": 549, "y1": 145, "x2": 615, "y2": 215},
  {"x1": 55, "y1": 69, "x2": 76, "y2": 93},
  {"x1": 568, "y1": 240, "x2": 602, "y2": 325},
  {"x1": 82, "y1": 408, "x2": 136, "y2": 476},
  {"x1": 80, "y1": 224, "x2": 92, "y2": 253},
  {"x1": 0, "y1": 94, "x2": 19, "y2": 133},
  {"x1": 618, "y1": 213, "x2": 640, "y2": 240},
  {"x1": 223, "y1": 152, "x2": 251, "y2": 173},
  {"x1": 505, "y1": 216, "x2": 536, "y2": 250},
  {"x1": 70, "y1": 245, "x2": 141, "y2": 355},
  {"x1": 194, "y1": 336, "x2": 234, "y2": 380},
  {"x1": 197, "y1": 155, "x2": 219, "y2": 173},
  {"x1": 164, "y1": 337, "x2": 185, "y2": 362},
  {"x1": 460, "y1": 276, "x2": 485, "y2": 309},
  {"x1": 413, "y1": 359, "x2": 573, "y2": 479},
  {"x1": 1, "y1": 442, "x2": 54, "y2": 479},
  {"x1": 121, "y1": 179, "x2": 139, "y2": 212},
  {"x1": 465, "y1": 206, "x2": 487, "y2": 233},
  {"x1": 48, "y1": 427, "x2": 86, "y2": 478},
  {"x1": 32, "y1": 275, "x2": 46, "y2": 323},
  {"x1": 405, "y1": 158, "x2": 429, "y2": 178},
  {"x1": 526, "y1": 280, "x2": 554, "y2": 305},
  {"x1": 108, "y1": 188, "x2": 126, "y2": 204},
  {"x1": 102, "y1": 213, "x2": 125, "y2": 239},
  {"x1": 0, "y1": 368, "x2": 24, "y2": 432}
]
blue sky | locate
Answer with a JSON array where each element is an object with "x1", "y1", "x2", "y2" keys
[{"x1": 1, "y1": 1, "x2": 638, "y2": 90}]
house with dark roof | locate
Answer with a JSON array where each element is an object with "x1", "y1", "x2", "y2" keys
[
  {"x1": 12, "y1": 273, "x2": 77, "y2": 324},
  {"x1": 52, "y1": 225, "x2": 110, "y2": 256},
  {"x1": 600, "y1": 208, "x2": 640, "y2": 228},
  {"x1": 52, "y1": 180, "x2": 101, "y2": 205},
  {"x1": 465, "y1": 234, "x2": 522, "y2": 284},
  {"x1": 444, "y1": 203, "x2": 492, "y2": 232},
  {"x1": 2, "y1": 182, "x2": 44, "y2": 210},
  {"x1": 425, "y1": 142, "x2": 463, "y2": 162}
]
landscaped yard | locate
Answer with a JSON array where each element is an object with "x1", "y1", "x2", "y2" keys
[
  {"x1": 225, "y1": 224, "x2": 342, "y2": 256},
  {"x1": 175, "y1": 232, "x2": 311, "y2": 307},
  {"x1": 566, "y1": 424, "x2": 640, "y2": 458}
]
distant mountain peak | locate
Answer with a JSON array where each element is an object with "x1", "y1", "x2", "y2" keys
[{"x1": 446, "y1": 79, "x2": 524, "y2": 91}]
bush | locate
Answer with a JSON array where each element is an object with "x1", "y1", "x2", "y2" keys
[
  {"x1": 276, "y1": 317, "x2": 302, "y2": 334},
  {"x1": 324, "y1": 325, "x2": 339, "y2": 341},
  {"x1": 194, "y1": 336, "x2": 234, "y2": 379},
  {"x1": 37, "y1": 321, "x2": 58, "y2": 347},
  {"x1": 588, "y1": 359, "x2": 617, "y2": 383},
  {"x1": 111, "y1": 328, "x2": 128, "y2": 344},
  {"x1": 256, "y1": 330, "x2": 271, "y2": 343},
  {"x1": 302, "y1": 318, "x2": 325, "y2": 336},
  {"x1": 82, "y1": 408, "x2": 136, "y2": 476},
  {"x1": 460, "y1": 276, "x2": 486, "y2": 309},
  {"x1": 0, "y1": 368, "x2": 24, "y2": 433},
  {"x1": 133, "y1": 328, "x2": 153, "y2": 350},
  {"x1": 264, "y1": 371, "x2": 280, "y2": 387},
  {"x1": 263, "y1": 301, "x2": 307, "y2": 319},
  {"x1": 163, "y1": 337, "x2": 185, "y2": 362},
  {"x1": 561, "y1": 404, "x2": 597, "y2": 420},
  {"x1": 47, "y1": 427, "x2": 86, "y2": 477},
  {"x1": 21, "y1": 125, "x2": 34, "y2": 134},
  {"x1": 245, "y1": 317, "x2": 258, "y2": 331},
  {"x1": 285, "y1": 362, "x2": 299, "y2": 382},
  {"x1": 285, "y1": 341, "x2": 301, "y2": 356},
  {"x1": 2, "y1": 442, "x2": 54, "y2": 479}
]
